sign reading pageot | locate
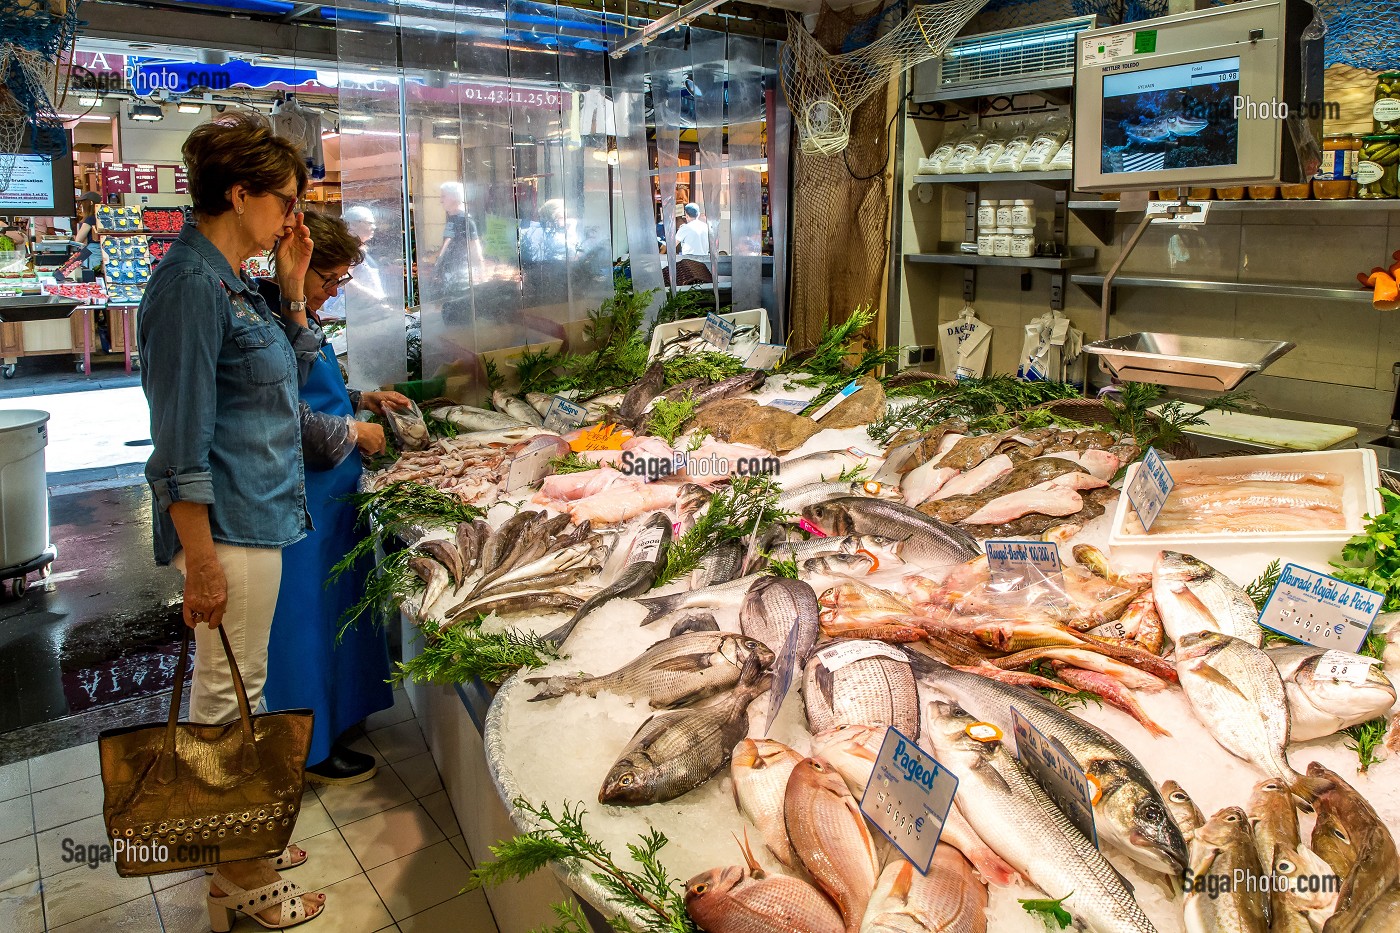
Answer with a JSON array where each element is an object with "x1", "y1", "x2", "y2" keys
[{"x1": 859, "y1": 727, "x2": 958, "y2": 875}]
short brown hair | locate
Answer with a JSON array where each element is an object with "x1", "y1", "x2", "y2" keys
[
  {"x1": 302, "y1": 211, "x2": 364, "y2": 271},
  {"x1": 182, "y1": 111, "x2": 309, "y2": 217}
]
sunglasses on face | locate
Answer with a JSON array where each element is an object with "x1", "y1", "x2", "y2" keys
[{"x1": 314, "y1": 269, "x2": 353, "y2": 290}]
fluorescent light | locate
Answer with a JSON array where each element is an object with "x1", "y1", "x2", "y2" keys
[
  {"x1": 177, "y1": 102, "x2": 202, "y2": 114},
  {"x1": 78, "y1": 96, "x2": 101, "y2": 107}
]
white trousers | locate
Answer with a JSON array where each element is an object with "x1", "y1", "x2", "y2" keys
[{"x1": 174, "y1": 544, "x2": 283, "y2": 725}]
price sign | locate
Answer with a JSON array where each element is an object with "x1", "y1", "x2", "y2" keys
[
  {"x1": 744, "y1": 342, "x2": 787, "y2": 370},
  {"x1": 505, "y1": 436, "x2": 560, "y2": 492},
  {"x1": 810, "y1": 381, "x2": 862, "y2": 422},
  {"x1": 859, "y1": 727, "x2": 958, "y2": 875},
  {"x1": 629, "y1": 523, "x2": 668, "y2": 565},
  {"x1": 985, "y1": 539, "x2": 1063, "y2": 588},
  {"x1": 701, "y1": 312, "x2": 736, "y2": 350},
  {"x1": 762, "y1": 619, "x2": 805, "y2": 737},
  {"x1": 1258, "y1": 563, "x2": 1381, "y2": 653},
  {"x1": 1126, "y1": 448, "x2": 1174, "y2": 532},
  {"x1": 1010, "y1": 707, "x2": 1098, "y2": 846},
  {"x1": 1317, "y1": 650, "x2": 1381, "y2": 685},
  {"x1": 542, "y1": 396, "x2": 587, "y2": 435}
]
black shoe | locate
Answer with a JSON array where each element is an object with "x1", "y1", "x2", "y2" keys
[{"x1": 305, "y1": 744, "x2": 379, "y2": 786}]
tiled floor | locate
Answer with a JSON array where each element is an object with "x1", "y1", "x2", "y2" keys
[{"x1": 0, "y1": 689, "x2": 501, "y2": 932}]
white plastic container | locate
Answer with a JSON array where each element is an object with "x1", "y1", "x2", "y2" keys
[
  {"x1": 995, "y1": 201, "x2": 1013, "y2": 227},
  {"x1": 1010, "y1": 199, "x2": 1035, "y2": 226},
  {"x1": 976, "y1": 233, "x2": 994, "y2": 256},
  {"x1": 1107, "y1": 448, "x2": 1383, "y2": 585},
  {"x1": 647, "y1": 307, "x2": 771, "y2": 363},
  {"x1": 1010, "y1": 227, "x2": 1035, "y2": 258},
  {"x1": 977, "y1": 200, "x2": 997, "y2": 228},
  {"x1": 992, "y1": 228, "x2": 1012, "y2": 257},
  {"x1": 0, "y1": 410, "x2": 50, "y2": 571}
]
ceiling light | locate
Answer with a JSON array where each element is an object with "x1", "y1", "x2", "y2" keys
[
  {"x1": 433, "y1": 124, "x2": 461, "y2": 141},
  {"x1": 78, "y1": 95, "x2": 101, "y2": 107},
  {"x1": 128, "y1": 102, "x2": 164, "y2": 121},
  {"x1": 177, "y1": 101, "x2": 202, "y2": 114}
]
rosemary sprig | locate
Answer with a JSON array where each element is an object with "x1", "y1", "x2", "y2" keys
[
  {"x1": 654, "y1": 476, "x2": 787, "y2": 588},
  {"x1": 549, "y1": 451, "x2": 594, "y2": 475},
  {"x1": 393, "y1": 616, "x2": 562, "y2": 686},
  {"x1": 1342, "y1": 716, "x2": 1388, "y2": 773},
  {"x1": 484, "y1": 356, "x2": 504, "y2": 394},
  {"x1": 867, "y1": 375, "x2": 1080, "y2": 446},
  {"x1": 1041, "y1": 689, "x2": 1104, "y2": 712},
  {"x1": 513, "y1": 345, "x2": 568, "y2": 396},
  {"x1": 836, "y1": 462, "x2": 869, "y2": 483},
  {"x1": 467, "y1": 798, "x2": 696, "y2": 933},
  {"x1": 330, "y1": 481, "x2": 483, "y2": 585},
  {"x1": 661, "y1": 350, "x2": 743, "y2": 387},
  {"x1": 338, "y1": 547, "x2": 415, "y2": 635},
  {"x1": 1100, "y1": 384, "x2": 1251, "y2": 452},
  {"x1": 1245, "y1": 559, "x2": 1283, "y2": 613},
  {"x1": 645, "y1": 393, "x2": 697, "y2": 444}
]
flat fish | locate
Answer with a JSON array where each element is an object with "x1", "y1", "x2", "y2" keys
[
  {"x1": 959, "y1": 482, "x2": 1083, "y2": 525},
  {"x1": 804, "y1": 641, "x2": 920, "y2": 737},
  {"x1": 929, "y1": 454, "x2": 1014, "y2": 502},
  {"x1": 934, "y1": 433, "x2": 1008, "y2": 472}
]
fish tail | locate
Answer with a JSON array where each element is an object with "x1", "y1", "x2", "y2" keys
[
  {"x1": 635, "y1": 593, "x2": 680, "y2": 626},
  {"x1": 525, "y1": 675, "x2": 586, "y2": 701}
]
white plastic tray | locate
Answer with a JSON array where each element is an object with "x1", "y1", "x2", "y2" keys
[
  {"x1": 647, "y1": 307, "x2": 771, "y2": 362},
  {"x1": 1107, "y1": 448, "x2": 1381, "y2": 585}
]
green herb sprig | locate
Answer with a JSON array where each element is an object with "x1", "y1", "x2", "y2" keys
[
  {"x1": 867, "y1": 375, "x2": 1080, "y2": 445},
  {"x1": 1332, "y1": 488, "x2": 1400, "y2": 611},
  {"x1": 1020, "y1": 892, "x2": 1074, "y2": 930},
  {"x1": 645, "y1": 393, "x2": 697, "y2": 444},
  {"x1": 762, "y1": 554, "x2": 800, "y2": 579},
  {"x1": 654, "y1": 476, "x2": 787, "y2": 588},
  {"x1": 331, "y1": 481, "x2": 484, "y2": 589},
  {"x1": 1100, "y1": 384, "x2": 1251, "y2": 452},
  {"x1": 1342, "y1": 716, "x2": 1389, "y2": 773},
  {"x1": 1245, "y1": 559, "x2": 1282, "y2": 613},
  {"x1": 468, "y1": 798, "x2": 697, "y2": 933},
  {"x1": 394, "y1": 616, "x2": 561, "y2": 686},
  {"x1": 661, "y1": 350, "x2": 744, "y2": 386}
]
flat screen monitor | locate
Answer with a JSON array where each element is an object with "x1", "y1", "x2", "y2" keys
[
  {"x1": 1100, "y1": 56, "x2": 1241, "y2": 175},
  {"x1": 0, "y1": 129, "x2": 76, "y2": 217}
]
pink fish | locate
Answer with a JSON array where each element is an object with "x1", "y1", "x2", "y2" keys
[
  {"x1": 566, "y1": 481, "x2": 682, "y2": 524},
  {"x1": 1044, "y1": 471, "x2": 1110, "y2": 492},
  {"x1": 536, "y1": 467, "x2": 627, "y2": 502},
  {"x1": 960, "y1": 483, "x2": 1083, "y2": 525},
  {"x1": 1037, "y1": 449, "x2": 1121, "y2": 481},
  {"x1": 930, "y1": 454, "x2": 1014, "y2": 501},
  {"x1": 902, "y1": 464, "x2": 960, "y2": 506}
]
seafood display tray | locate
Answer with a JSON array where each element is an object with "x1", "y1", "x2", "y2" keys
[
  {"x1": 0, "y1": 295, "x2": 82, "y2": 323},
  {"x1": 1083, "y1": 331, "x2": 1295, "y2": 391},
  {"x1": 647, "y1": 307, "x2": 771, "y2": 362},
  {"x1": 1108, "y1": 448, "x2": 1382, "y2": 582}
]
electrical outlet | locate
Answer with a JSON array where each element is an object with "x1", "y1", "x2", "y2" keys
[{"x1": 921, "y1": 346, "x2": 937, "y2": 364}]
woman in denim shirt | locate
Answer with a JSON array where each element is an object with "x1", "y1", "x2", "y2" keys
[{"x1": 138, "y1": 112, "x2": 328, "y2": 930}]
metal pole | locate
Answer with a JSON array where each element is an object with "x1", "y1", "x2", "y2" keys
[{"x1": 610, "y1": 0, "x2": 726, "y2": 58}]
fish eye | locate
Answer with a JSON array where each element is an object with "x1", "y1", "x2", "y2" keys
[
  {"x1": 1170, "y1": 791, "x2": 1188, "y2": 803},
  {"x1": 1225, "y1": 813, "x2": 1240, "y2": 823},
  {"x1": 1139, "y1": 802, "x2": 1164, "y2": 821},
  {"x1": 1333, "y1": 828, "x2": 1349, "y2": 842},
  {"x1": 1264, "y1": 782, "x2": 1279, "y2": 790},
  {"x1": 693, "y1": 883, "x2": 708, "y2": 894},
  {"x1": 1277, "y1": 860, "x2": 1294, "y2": 873},
  {"x1": 619, "y1": 773, "x2": 634, "y2": 786},
  {"x1": 744, "y1": 640, "x2": 758, "y2": 649}
]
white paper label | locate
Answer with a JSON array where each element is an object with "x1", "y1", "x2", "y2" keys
[
  {"x1": 744, "y1": 342, "x2": 787, "y2": 370},
  {"x1": 1356, "y1": 161, "x2": 1385, "y2": 185},
  {"x1": 815, "y1": 640, "x2": 910, "y2": 674},
  {"x1": 1317, "y1": 650, "x2": 1381, "y2": 685},
  {"x1": 810, "y1": 381, "x2": 861, "y2": 422},
  {"x1": 986, "y1": 539, "x2": 1063, "y2": 586},
  {"x1": 1080, "y1": 31, "x2": 1133, "y2": 67},
  {"x1": 1011, "y1": 707, "x2": 1098, "y2": 846},
  {"x1": 701, "y1": 312, "x2": 736, "y2": 350},
  {"x1": 1147, "y1": 200, "x2": 1211, "y2": 224},
  {"x1": 629, "y1": 524, "x2": 667, "y2": 565},
  {"x1": 765, "y1": 398, "x2": 809, "y2": 414},
  {"x1": 542, "y1": 396, "x2": 587, "y2": 434},
  {"x1": 505, "y1": 438, "x2": 559, "y2": 492},
  {"x1": 1375, "y1": 98, "x2": 1400, "y2": 122},
  {"x1": 1258, "y1": 563, "x2": 1382, "y2": 653},
  {"x1": 859, "y1": 727, "x2": 958, "y2": 875},
  {"x1": 1088, "y1": 618, "x2": 1130, "y2": 640},
  {"x1": 1126, "y1": 448, "x2": 1174, "y2": 532}
]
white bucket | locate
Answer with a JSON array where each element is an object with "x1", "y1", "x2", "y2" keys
[{"x1": 0, "y1": 410, "x2": 50, "y2": 570}]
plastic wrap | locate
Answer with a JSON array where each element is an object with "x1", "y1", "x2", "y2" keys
[
  {"x1": 1049, "y1": 137, "x2": 1074, "y2": 171},
  {"x1": 690, "y1": 27, "x2": 727, "y2": 314},
  {"x1": 649, "y1": 39, "x2": 689, "y2": 296},
  {"x1": 611, "y1": 48, "x2": 666, "y2": 320},
  {"x1": 941, "y1": 130, "x2": 986, "y2": 174},
  {"x1": 990, "y1": 119, "x2": 1036, "y2": 173},
  {"x1": 300, "y1": 403, "x2": 357, "y2": 470},
  {"x1": 969, "y1": 126, "x2": 1015, "y2": 174},
  {"x1": 1017, "y1": 115, "x2": 1071, "y2": 172},
  {"x1": 728, "y1": 34, "x2": 767, "y2": 315},
  {"x1": 922, "y1": 125, "x2": 966, "y2": 174}
]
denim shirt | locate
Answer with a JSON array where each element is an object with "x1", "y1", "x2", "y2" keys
[{"x1": 139, "y1": 225, "x2": 322, "y2": 565}]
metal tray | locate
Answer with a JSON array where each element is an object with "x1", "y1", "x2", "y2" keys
[
  {"x1": 0, "y1": 295, "x2": 82, "y2": 323},
  {"x1": 1083, "y1": 332, "x2": 1294, "y2": 391}
]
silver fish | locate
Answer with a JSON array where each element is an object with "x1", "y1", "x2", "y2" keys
[
  {"x1": 777, "y1": 451, "x2": 871, "y2": 490},
  {"x1": 778, "y1": 480, "x2": 896, "y2": 514},
  {"x1": 860, "y1": 851, "x2": 989, "y2": 933},
  {"x1": 544, "y1": 512, "x2": 671, "y2": 647},
  {"x1": 1153, "y1": 551, "x2": 1263, "y2": 647},
  {"x1": 582, "y1": 392, "x2": 626, "y2": 423},
  {"x1": 669, "y1": 611, "x2": 721, "y2": 637},
  {"x1": 804, "y1": 553, "x2": 875, "y2": 576},
  {"x1": 1176, "y1": 631, "x2": 1299, "y2": 784},
  {"x1": 802, "y1": 498, "x2": 982, "y2": 570},
  {"x1": 528, "y1": 631, "x2": 772, "y2": 707},
  {"x1": 491, "y1": 389, "x2": 545, "y2": 427},
  {"x1": 635, "y1": 573, "x2": 765, "y2": 627},
  {"x1": 429, "y1": 404, "x2": 528, "y2": 432},
  {"x1": 524, "y1": 391, "x2": 556, "y2": 416},
  {"x1": 804, "y1": 641, "x2": 919, "y2": 738},
  {"x1": 599, "y1": 656, "x2": 770, "y2": 805},
  {"x1": 1185, "y1": 806, "x2": 1268, "y2": 933},
  {"x1": 731, "y1": 738, "x2": 803, "y2": 868},
  {"x1": 1266, "y1": 645, "x2": 1397, "y2": 741},
  {"x1": 906, "y1": 653, "x2": 1188, "y2": 877},
  {"x1": 741, "y1": 577, "x2": 821, "y2": 727},
  {"x1": 924, "y1": 700, "x2": 1157, "y2": 933},
  {"x1": 692, "y1": 539, "x2": 745, "y2": 589}
]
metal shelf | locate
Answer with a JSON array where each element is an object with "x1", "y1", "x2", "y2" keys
[
  {"x1": 912, "y1": 170, "x2": 1072, "y2": 187},
  {"x1": 908, "y1": 251, "x2": 1096, "y2": 270},
  {"x1": 1070, "y1": 274, "x2": 1374, "y2": 304},
  {"x1": 912, "y1": 73, "x2": 1074, "y2": 105},
  {"x1": 1067, "y1": 198, "x2": 1400, "y2": 212}
]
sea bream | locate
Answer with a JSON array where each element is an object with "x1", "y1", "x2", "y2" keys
[
  {"x1": 684, "y1": 853, "x2": 844, "y2": 933},
  {"x1": 1153, "y1": 552, "x2": 1264, "y2": 646},
  {"x1": 860, "y1": 851, "x2": 988, "y2": 933},
  {"x1": 1265, "y1": 645, "x2": 1397, "y2": 741},
  {"x1": 731, "y1": 738, "x2": 804, "y2": 868},
  {"x1": 783, "y1": 757, "x2": 881, "y2": 933},
  {"x1": 804, "y1": 641, "x2": 920, "y2": 738}
]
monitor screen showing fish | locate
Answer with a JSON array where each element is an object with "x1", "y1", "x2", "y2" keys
[
  {"x1": 1073, "y1": 0, "x2": 1323, "y2": 192},
  {"x1": 1100, "y1": 57, "x2": 1241, "y2": 175}
]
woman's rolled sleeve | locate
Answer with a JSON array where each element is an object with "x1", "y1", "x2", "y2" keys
[{"x1": 141, "y1": 271, "x2": 223, "y2": 513}]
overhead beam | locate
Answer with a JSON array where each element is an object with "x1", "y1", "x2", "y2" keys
[{"x1": 80, "y1": 0, "x2": 339, "y2": 63}]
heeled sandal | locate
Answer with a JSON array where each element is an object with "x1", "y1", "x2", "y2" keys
[
  {"x1": 207, "y1": 871, "x2": 326, "y2": 931},
  {"x1": 204, "y1": 845, "x2": 308, "y2": 875}
]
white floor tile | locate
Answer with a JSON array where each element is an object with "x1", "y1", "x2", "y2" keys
[
  {"x1": 0, "y1": 880, "x2": 43, "y2": 933},
  {"x1": 0, "y1": 762, "x2": 30, "y2": 804},
  {"x1": 291, "y1": 792, "x2": 336, "y2": 845},
  {"x1": 339, "y1": 802, "x2": 445, "y2": 871},
  {"x1": 0, "y1": 796, "x2": 34, "y2": 845},
  {"x1": 397, "y1": 889, "x2": 498, "y2": 933},
  {"x1": 315, "y1": 767, "x2": 413, "y2": 826},
  {"x1": 151, "y1": 875, "x2": 207, "y2": 933},
  {"x1": 319, "y1": 871, "x2": 395, "y2": 933},
  {"x1": 364, "y1": 689, "x2": 415, "y2": 732},
  {"x1": 148, "y1": 867, "x2": 204, "y2": 893},
  {"x1": 39, "y1": 863, "x2": 152, "y2": 927},
  {"x1": 418, "y1": 790, "x2": 462, "y2": 840},
  {"x1": 344, "y1": 734, "x2": 389, "y2": 768},
  {"x1": 285, "y1": 828, "x2": 364, "y2": 893},
  {"x1": 447, "y1": 835, "x2": 472, "y2": 869},
  {"x1": 0, "y1": 835, "x2": 39, "y2": 892},
  {"x1": 367, "y1": 720, "x2": 428, "y2": 765},
  {"x1": 31, "y1": 775, "x2": 104, "y2": 833},
  {"x1": 27, "y1": 743, "x2": 100, "y2": 794},
  {"x1": 35, "y1": 814, "x2": 107, "y2": 878},
  {"x1": 391, "y1": 752, "x2": 443, "y2": 799},
  {"x1": 366, "y1": 839, "x2": 472, "y2": 922},
  {"x1": 51, "y1": 892, "x2": 162, "y2": 932}
]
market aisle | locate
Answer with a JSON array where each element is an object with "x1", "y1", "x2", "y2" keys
[
  {"x1": 0, "y1": 385, "x2": 151, "y2": 480},
  {"x1": 0, "y1": 689, "x2": 502, "y2": 932}
]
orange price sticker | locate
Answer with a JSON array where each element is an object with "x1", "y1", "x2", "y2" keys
[{"x1": 569, "y1": 423, "x2": 630, "y2": 452}]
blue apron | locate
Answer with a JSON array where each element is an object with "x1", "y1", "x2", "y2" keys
[{"x1": 263, "y1": 343, "x2": 393, "y2": 765}]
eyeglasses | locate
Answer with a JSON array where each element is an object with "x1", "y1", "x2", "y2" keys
[
  {"x1": 314, "y1": 269, "x2": 353, "y2": 290},
  {"x1": 264, "y1": 189, "x2": 299, "y2": 217}
]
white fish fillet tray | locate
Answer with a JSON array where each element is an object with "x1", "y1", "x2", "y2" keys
[{"x1": 1108, "y1": 448, "x2": 1382, "y2": 584}]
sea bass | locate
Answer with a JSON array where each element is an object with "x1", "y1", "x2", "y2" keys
[
  {"x1": 732, "y1": 738, "x2": 804, "y2": 868},
  {"x1": 635, "y1": 573, "x2": 767, "y2": 627},
  {"x1": 544, "y1": 511, "x2": 671, "y2": 647},
  {"x1": 1153, "y1": 552, "x2": 1263, "y2": 647},
  {"x1": 1184, "y1": 806, "x2": 1268, "y2": 933},
  {"x1": 784, "y1": 757, "x2": 881, "y2": 933},
  {"x1": 527, "y1": 631, "x2": 773, "y2": 708},
  {"x1": 923, "y1": 701, "x2": 1158, "y2": 933},
  {"x1": 1296, "y1": 761, "x2": 1399, "y2": 933},
  {"x1": 1175, "y1": 632, "x2": 1298, "y2": 783},
  {"x1": 429, "y1": 404, "x2": 528, "y2": 432},
  {"x1": 802, "y1": 499, "x2": 982, "y2": 570},
  {"x1": 599, "y1": 657, "x2": 771, "y2": 805},
  {"x1": 1266, "y1": 645, "x2": 1397, "y2": 741},
  {"x1": 860, "y1": 851, "x2": 988, "y2": 933},
  {"x1": 491, "y1": 389, "x2": 545, "y2": 427}
]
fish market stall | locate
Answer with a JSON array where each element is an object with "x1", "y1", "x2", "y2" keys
[{"x1": 358, "y1": 305, "x2": 1400, "y2": 933}]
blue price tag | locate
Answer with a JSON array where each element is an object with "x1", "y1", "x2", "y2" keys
[
  {"x1": 542, "y1": 396, "x2": 587, "y2": 434},
  {"x1": 1126, "y1": 447, "x2": 1174, "y2": 532},
  {"x1": 1257, "y1": 563, "x2": 1381, "y2": 653},
  {"x1": 701, "y1": 312, "x2": 736, "y2": 350},
  {"x1": 1010, "y1": 707, "x2": 1098, "y2": 847},
  {"x1": 985, "y1": 539, "x2": 1063, "y2": 587},
  {"x1": 859, "y1": 727, "x2": 958, "y2": 875}
]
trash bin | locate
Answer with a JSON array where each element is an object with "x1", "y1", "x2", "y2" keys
[{"x1": 0, "y1": 410, "x2": 50, "y2": 573}]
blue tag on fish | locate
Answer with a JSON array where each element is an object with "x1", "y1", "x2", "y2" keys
[
  {"x1": 1010, "y1": 707, "x2": 1099, "y2": 847},
  {"x1": 1126, "y1": 447, "x2": 1174, "y2": 532},
  {"x1": 860, "y1": 727, "x2": 958, "y2": 875},
  {"x1": 701, "y1": 312, "x2": 736, "y2": 350},
  {"x1": 542, "y1": 396, "x2": 587, "y2": 434},
  {"x1": 1257, "y1": 563, "x2": 1381, "y2": 654},
  {"x1": 985, "y1": 539, "x2": 1063, "y2": 588}
]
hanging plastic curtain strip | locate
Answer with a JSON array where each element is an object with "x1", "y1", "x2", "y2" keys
[
  {"x1": 690, "y1": 26, "x2": 727, "y2": 314},
  {"x1": 648, "y1": 40, "x2": 686, "y2": 297},
  {"x1": 555, "y1": 3, "x2": 616, "y2": 329},
  {"x1": 336, "y1": 13, "x2": 410, "y2": 390},
  {"x1": 610, "y1": 47, "x2": 666, "y2": 320},
  {"x1": 766, "y1": 36, "x2": 791, "y2": 340},
  {"x1": 727, "y1": 33, "x2": 765, "y2": 316}
]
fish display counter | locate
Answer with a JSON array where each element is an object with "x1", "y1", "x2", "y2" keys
[{"x1": 360, "y1": 321, "x2": 1400, "y2": 933}]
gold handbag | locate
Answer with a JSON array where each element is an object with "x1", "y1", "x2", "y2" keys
[{"x1": 98, "y1": 626, "x2": 314, "y2": 877}]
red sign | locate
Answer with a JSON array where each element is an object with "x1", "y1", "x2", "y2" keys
[
  {"x1": 102, "y1": 163, "x2": 133, "y2": 194},
  {"x1": 132, "y1": 164, "x2": 159, "y2": 194},
  {"x1": 173, "y1": 165, "x2": 188, "y2": 194}
]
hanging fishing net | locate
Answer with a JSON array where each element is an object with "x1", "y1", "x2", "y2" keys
[
  {"x1": 782, "y1": 0, "x2": 990, "y2": 155},
  {"x1": 0, "y1": 0, "x2": 81, "y2": 190}
]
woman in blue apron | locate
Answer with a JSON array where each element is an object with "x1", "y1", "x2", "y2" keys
[{"x1": 261, "y1": 211, "x2": 408, "y2": 785}]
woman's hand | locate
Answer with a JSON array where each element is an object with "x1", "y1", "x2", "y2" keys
[
  {"x1": 351, "y1": 420, "x2": 386, "y2": 456},
  {"x1": 275, "y1": 211, "x2": 314, "y2": 300},
  {"x1": 358, "y1": 390, "x2": 411, "y2": 415},
  {"x1": 182, "y1": 553, "x2": 229, "y2": 629}
]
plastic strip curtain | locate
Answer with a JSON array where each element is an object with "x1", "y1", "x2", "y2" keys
[
  {"x1": 336, "y1": 7, "x2": 408, "y2": 390},
  {"x1": 766, "y1": 37, "x2": 791, "y2": 335},
  {"x1": 610, "y1": 47, "x2": 665, "y2": 319},
  {"x1": 554, "y1": 6, "x2": 615, "y2": 330},
  {"x1": 727, "y1": 34, "x2": 765, "y2": 316},
  {"x1": 508, "y1": 0, "x2": 567, "y2": 350},
  {"x1": 649, "y1": 40, "x2": 688, "y2": 296},
  {"x1": 689, "y1": 27, "x2": 727, "y2": 314}
]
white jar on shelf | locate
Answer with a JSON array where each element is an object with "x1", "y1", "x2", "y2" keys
[
  {"x1": 977, "y1": 231, "x2": 994, "y2": 256},
  {"x1": 992, "y1": 227, "x2": 1012, "y2": 257},
  {"x1": 977, "y1": 199, "x2": 997, "y2": 228},
  {"x1": 1010, "y1": 199, "x2": 1035, "y2": 227},
  {"x1": 995, "y1": 201, "x2": 1014, "y2": 227},
  {"x1": 1010, "y1": 227, "x2": 1036, "y2": 258}
]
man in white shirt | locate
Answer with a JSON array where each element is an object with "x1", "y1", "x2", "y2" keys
[{"x1": 673, "y1": 202, "x2": 710, "y2": 257}]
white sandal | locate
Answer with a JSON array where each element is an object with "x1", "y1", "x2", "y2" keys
[
  {"x1": 207, "y1": 871, "x2": 326, "y2": 932},
  {"x1": 205, "y1": 845, "x2": 308, "y2": 875}
]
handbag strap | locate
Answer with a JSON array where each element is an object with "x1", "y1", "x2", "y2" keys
[{"x1": 157, "y1": 625, "x2": 261, "y2": 783}]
